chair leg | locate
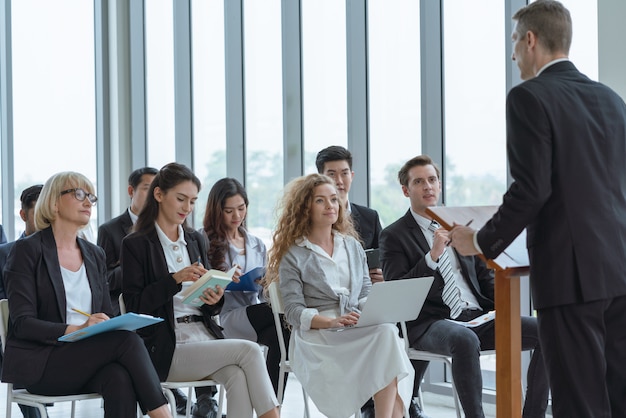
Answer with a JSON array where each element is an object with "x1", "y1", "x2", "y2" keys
[
  {"x1": 186, "y1": 387, "x2": 193, "y2": 418},
  {"x1": 215, "y1": 385, "x2": 224, "y2": 418},
  {"x1": 162, "y1": 388, "x2": 178, "y2": 417},
  {"x1": 71, "y1": 400, "x2": 76, "y2": 418},
  {"x1": 301, "y1": 386, "x2": 310, "y2": 418},
  {"x1": 277, "y1": 368, "x2": 286, "y2": 405},
  {"x1": 6, "y1": 386, "x2": 12, "y2": 418}
]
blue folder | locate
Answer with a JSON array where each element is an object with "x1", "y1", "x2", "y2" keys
[
  {"x1": 58, "y1": 312, "x2": 164, "y2": 342},
  {"x1": 225, "y1": 266, "x2": 265, "y2": 292}
]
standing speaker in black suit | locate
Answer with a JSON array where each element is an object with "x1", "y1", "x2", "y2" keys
[{"x1": 449, "y1": 2, "x2": 626, "y2": 417}]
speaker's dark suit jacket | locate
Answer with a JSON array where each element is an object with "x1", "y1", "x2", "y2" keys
[
  {"x1": 97, "y1": 209, "x2": 133, "y2": 315},
  {"x1": 121, "y1": 228, "x2": 223, "y2": 381},
  {"x1": 477, "y1": 61, "x2": 626, "y2": 309},
  {"x1": 350, "y1": 203, "x2": 382, "y2": 250},
  {"x1": 380, "y1": 210, "x2": 494, "y2": 345},
  {"x1": 1, "y1": 227, "x2": 112, "y2": 385}
]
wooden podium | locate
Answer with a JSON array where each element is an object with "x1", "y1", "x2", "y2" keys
[{"x1": 426, "y1": 206, "x2": 529, "y2": 418}]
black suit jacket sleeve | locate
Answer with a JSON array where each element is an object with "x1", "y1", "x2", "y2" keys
[
  {"x1": 0, "y1": 242, "x2": 14, "y2": 299},
  {"x1": 350, "y1": 203, "x2": 383, "y2": 250},
  {"x1": 97, "y1": 211, "x2": 133, "y2": 301}
]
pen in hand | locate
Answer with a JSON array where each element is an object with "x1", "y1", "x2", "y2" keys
[
  {"x1": 446, "y1": 219, "x2": 474, "y2": 246},
  {"x1": 72, "y1": 308, "x2": 91, "y2": 317}
]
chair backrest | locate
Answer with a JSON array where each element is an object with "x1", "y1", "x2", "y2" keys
[
  {"x1": 268, "y1": 282, "x2": 285, "y2": 314},
  {"x1": 118, "y1": 294, "x2": 127, "y2": 314},
  {"x1": 0, "y1": 298, "x2": 9, "y2": 353},
  {"x1": 267, "y1": 282, "x2": 288, "y2": 362}
]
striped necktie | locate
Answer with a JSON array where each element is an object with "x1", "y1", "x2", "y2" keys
[{"x1": 428, "y1": 220, "x2": 463, "y2": 319}]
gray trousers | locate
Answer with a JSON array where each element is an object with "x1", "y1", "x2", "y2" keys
[{"x1": 167, "y1": 339, "x2": 278, "y2": 417}]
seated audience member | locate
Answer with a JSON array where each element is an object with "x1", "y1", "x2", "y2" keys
[
  {"x1": 379, "y1": 155, "x2": 549, "y2": 418},
  {"x1": 2, "y1": 172, "x2": 172, "y2": 418},
  {"x1": 201, "y1": 177, "x2": 287, "y2": 395},
  {"x1": 98, "y1": 167, "x2": 212, "y2": 416},
  {"x1": 98, "y1": 167, "x2": 157, "y2": 316},
  {"x1": 265, "y1": 173, "x2": 414, "y2": 418},
  {"x1": 316, "y1": 145, "x2": 430, "y2": 418},
  {"x1": 121, "y1": 163, "x2": 279, "y2": 418},
  {"x1": 1, "y1": 185, "x2": 43, "y2": 299},
  {"x1": 0, "y1": 184, "x2": 44, "y2": 418},
  {"x1": 315, "y1": 145, "x2": 383, "y2": 283}
]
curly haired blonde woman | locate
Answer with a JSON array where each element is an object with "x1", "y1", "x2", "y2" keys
[{"x1": 265, "y1": 173, "x2": 413, "y2": 418}]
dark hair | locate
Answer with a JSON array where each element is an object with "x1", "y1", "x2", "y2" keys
[
  {"x1": 202, "y1": 178, "x2": 249, "y2": 270},
  {"x1": 128, "y1": 167, "x2": 158, "y2": 189},
  {"x1": 133, "y1": 163, "x2": 201, "y2": 234},
  {"x1": 513, "y1": 0, "x2": 572, "y2": 55},
  {"x1": 315, "y1": 145, "x2": 353, "y2": 173},
  {"x1": 20, "y1": 184, "x2": 43, "y2": 211},
  {"x1": 398, "y1": 155, "x2": 441, "y2": 187}
]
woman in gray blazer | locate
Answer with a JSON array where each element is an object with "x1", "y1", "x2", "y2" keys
[{"x1": 265, "y1": 173, "x2": 413, "y2": 418}]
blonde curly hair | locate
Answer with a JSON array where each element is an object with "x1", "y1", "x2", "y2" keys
[{"x1": 264, "y1": 173, "x2": 358, "y2": 289}]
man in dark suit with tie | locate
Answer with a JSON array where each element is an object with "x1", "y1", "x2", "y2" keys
[
  {"x1": 98, "y1": 167, "x2": 157, "y2": 316},
  {"x1": 380, "y1": 155, "x2": 549, "y2": 418},
  {"x1": 449, "y1": 2, "x2": 626, "y2": 417}
]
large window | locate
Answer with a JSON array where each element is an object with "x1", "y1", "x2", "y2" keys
[
  {"x1": 443, "y1": 0, "x2": 507, "y2": 390},
  {"x1": 301, "y1": 0, "x2": 348, "y2": 174},
  {"x1": 243, "y1": 0, "x2": 284, "y2": 242},
  {"x1": 11, "y1": 0, "x2": 97, "y2": 239},
  {"x1": 368, "y1": 0, "x2": 421, "y2": 227},
  {"x1": 191, "y1": 0, "x2": 227, "y2": 228},
  {"x1": 443, "y1": 0, "x2": 507, "y2": 209},
  {"x1": 145, "y1": 0, "x2": 176, "y2": 169}
]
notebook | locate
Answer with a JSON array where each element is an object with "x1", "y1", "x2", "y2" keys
[{"x1": 329, "y1": 277, "x2": 434, "y2": 330}]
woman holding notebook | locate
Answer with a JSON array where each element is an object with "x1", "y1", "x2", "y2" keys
[
  {"x1": 2, "y1": 172, "x2": 172, "y2": 418},
  {"x1": 201, "y1": 177, "x2": 286, "y2": 395},
  {"x1": 121, "y1": 163, "x2": 279, "y2": 418},
  {"x1": 265, "y1": 173, "x2": 413, "y2": 418}
]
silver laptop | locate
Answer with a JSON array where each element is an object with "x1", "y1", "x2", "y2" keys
[{"x1": 330, "y1": 277, "x2": 434, "y2": 330}]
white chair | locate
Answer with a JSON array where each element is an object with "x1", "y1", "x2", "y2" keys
[
  {"x1": 119, "y1": 294, "x2": 224, "y2": 418},
  {"x1": 0, "y1": 299, "x2": 102, "y2": 418},
  {"x1": 267, "y1": 282, "x2": 311, "y2": 418},
  {"x1": 400, "y1": 320, "x2": 501, "y2": 418},
  {"x1": 268, "y1": 282, "x2": 363, "y2": 418}
]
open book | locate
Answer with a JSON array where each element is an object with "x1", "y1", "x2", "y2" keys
[
  {"x1": 180, "y1": 266, "x2": 237, "y2": 307},
  {"x1": 58, "y1": 312, "x2": 164, "y2": 342}
]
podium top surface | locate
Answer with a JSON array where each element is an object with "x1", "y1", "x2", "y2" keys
[{"x1": 426, "y1": 206, "x2": 529, "y2": 272}]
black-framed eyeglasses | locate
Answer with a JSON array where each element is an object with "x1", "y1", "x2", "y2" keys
[{"x1": 60, "y1": 188, "x2": 98, "y2": 205}]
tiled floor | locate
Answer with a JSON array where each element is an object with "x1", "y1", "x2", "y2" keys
[{"x1": 1, "y1": 375, "x2": 547, "y2": 417}]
